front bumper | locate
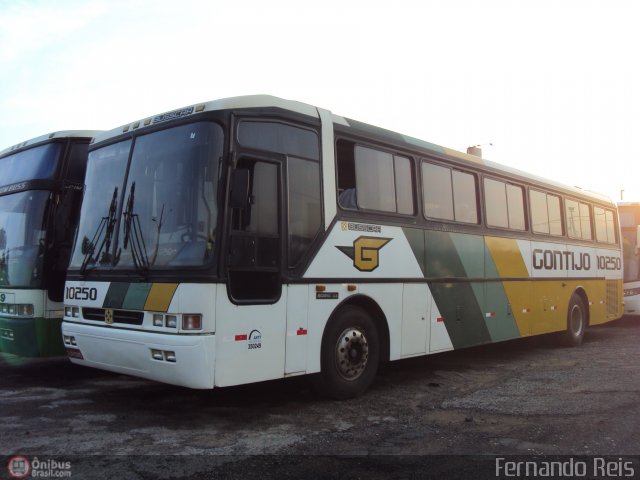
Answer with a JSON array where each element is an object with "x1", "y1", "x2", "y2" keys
[{"x1": 62, "y1": 322, "x2": 215, "y2": 389}]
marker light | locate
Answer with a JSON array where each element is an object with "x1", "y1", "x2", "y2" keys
[
  {"x1": 153, "y1": 314, "x2": 164, "y2": 327},
  {"x1": 151, "y1": 349, "x2": 164, "y2": 361},
  {"x1": 182, "y1": 314, "x2": 202, "y2": 330},
  {"x1": 165, "y1": 315, "x2": 178, "y2": 328},
  {"x1": 0, "y1": 303, "x2": 35, "y2": 317}
]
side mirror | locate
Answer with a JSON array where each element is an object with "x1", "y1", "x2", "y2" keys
[{"x1": 230, "y1": 169, "x2": 250, "y2": 209}]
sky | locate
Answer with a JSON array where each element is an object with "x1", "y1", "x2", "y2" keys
[{"x1": 1, "y1": 0, "x2": 639, "y2": 202}]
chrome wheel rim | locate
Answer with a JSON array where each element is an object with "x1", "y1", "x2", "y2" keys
[
  {"x1": 569, "y1": 304, "x2": 584, "y2": 337},
  {"x1": 335, "y1": 327, "x2": 369, "y2": 381}
]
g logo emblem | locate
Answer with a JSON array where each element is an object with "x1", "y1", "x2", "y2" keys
[{"x1": 337, "y1": 236, "x2": 392, "y2": 272}]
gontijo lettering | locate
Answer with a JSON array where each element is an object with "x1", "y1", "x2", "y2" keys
[
  {"x1": 533, "y1": 249, "x2": 592, "y2": 271},
  {"x1": 533, "y1": 249, "x2": 622, "y2": 271}
]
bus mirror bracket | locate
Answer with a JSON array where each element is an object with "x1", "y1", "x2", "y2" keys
[{"x1": 230, "y1": 169, "x2": 250, "y2": 209}]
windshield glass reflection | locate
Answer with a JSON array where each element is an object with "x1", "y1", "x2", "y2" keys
[
  {"x1": 69, "y1": 122, "x2": 222, "y2": 273},
  {"x1": 0, "y1": 143, "x2": 61, "y2": 186},
  {"x1": 0, "y1": 191, "x2": 50, "y2": 288}
]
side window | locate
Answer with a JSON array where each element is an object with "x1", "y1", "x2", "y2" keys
[
  {"x1": 594, "y1": 207, "x2": 617, "y2": 244},
  {"x1": 566, "y1": 199, "x2": 593, "y2": 240},
  {"x1": 246, "y1": 162, "x2": 278, "y2": 235},
  {"x1": 228, "y1": 159, "x2": 281, "y2": 303},
  {"x1": 422, "y1": 162, "x2": 478, "y2": 224},
  {"x1": 354, "y1": 146, "x2": 396, "y2": 212},
  {"x1": 422, "y1": 162, "x2": 453, "y2": 220},
  {"x1": 484, "y1": 178, "x2": 526, "y2": 230},
  {"x1": 336, "y1": 140, "x2": 414, "y2": 214},
  {"x1": 288, "y1": 157, "x2": 321, "y2": 267},
  {"x1": 530, "y1": 189, "x2": 562, "y2": 236},
  {"x1": 237, "y1": 120, "x2": 322, "y2": 269},
  {"x1": 507, "y1": 184, "x2": 526, "y2": 230}
]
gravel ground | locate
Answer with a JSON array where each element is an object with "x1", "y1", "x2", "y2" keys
[{"x1": 1, "y1": 316, "x2": 639, "y2": 478}]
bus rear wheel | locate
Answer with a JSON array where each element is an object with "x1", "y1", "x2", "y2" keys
[
  {"x1": 314, "y1": 305, "x2": 380, "y2": 400},
  {"x1": 564, "y1": 293, "x2": 587, "y2": 347}
]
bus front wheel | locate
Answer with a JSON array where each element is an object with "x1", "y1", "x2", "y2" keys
[
  {"x1": 564, "y1": 293, "x2": 587, "y2": 347},
  {"x1": 314, "y1": 305, "x2": 380, "y2": 400}
]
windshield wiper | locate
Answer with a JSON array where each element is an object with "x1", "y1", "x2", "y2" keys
[
  {"x1": 80, "y1": 187, "x2": 119, "y2": 275},
  {"x1": 120, "y1": 182, "x2": 150, "y2": 276}
]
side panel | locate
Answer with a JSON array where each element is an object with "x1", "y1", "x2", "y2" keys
[
  {"x1": 215, "y1": 286, "x2": 287, "y2": 387},
  {"x1": 317, "y1": 108, "x2": 337, "y2": 229},
  {"x1": 400, "y1": 283, "x2": 429, "y2": 357},
  {"x1": 285, "y1": 284, "x2": 309, "y2": 374},
  {"x1": 0, "y1": 289, "x2": 62, "y2": 357}
]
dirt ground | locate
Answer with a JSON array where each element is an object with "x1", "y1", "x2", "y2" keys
[{"x1": 1, "y1": 316, "x2": 639, "y2": 478}]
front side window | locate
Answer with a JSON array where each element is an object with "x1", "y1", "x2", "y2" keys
[
  {"x1": 353, "y1": 146, "x2": 414, "y2": 214},
  {"x1": 238, "y1": 121, "x2": 319, "y2": 160},
  {"x1": 0, "y1": 143, "x2": 61, "y2": 186},
  {"x1": 0, "y1": 191, "x2": 50, "y2": 288},
  {"x1": 336, "y1": 141, "x2": 414, "y2": 215},
  {"x1": 288, "y1": 157, "x2": 321, "y2": 267}
]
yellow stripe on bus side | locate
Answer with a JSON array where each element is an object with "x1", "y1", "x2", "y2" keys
[
  {"x1": 485, "y1": 237, "x2": 531, "y2": 336},
  {"x1": 485, "y1": 237, "x2": 528, "y2": 278},
  {"x1": 144, "y1": 283, "x2": 179, "y2": 312}
]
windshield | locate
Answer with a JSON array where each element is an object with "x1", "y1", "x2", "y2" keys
[
  {"x1": 70, "y1": 122, "x2": 223, "y2": 273},
  {"x1": 0, "y1": 143, "x2": 61, "y2": 185},
  {"x1": 0, "y1": 191, "x2": 50, "y2": 288},
  {"x1": 69, "y1": 140, "x2": 131, "y2": 269}
]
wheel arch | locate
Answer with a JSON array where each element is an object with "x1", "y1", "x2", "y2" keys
[{"x1": 324, "y1": 294, "x2": 390, "y2": 363}]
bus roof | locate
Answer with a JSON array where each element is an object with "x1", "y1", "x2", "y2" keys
[
  {"x1": 92, "y1": 94, "x2": 614, "y2": 206},
  {"x1": 0, "y1": 130, "x2": 102, "y2": 158}
]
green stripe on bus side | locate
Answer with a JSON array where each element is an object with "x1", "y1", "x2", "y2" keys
[
  {"x1": 483, "y1": 242, "x2": 523, "y2": 340},
  {"x1": 402, "y1": 227, "x2": 426, "y2": 276},
  {"x1": 424, "y1": 230, "x2": 492, "y2": 349},
  {"x1": 122, "y1": 283, "x2": 153, "y2": 310},
  {"x1": 402, "y1": 228, "x2": 522, "y2": 347},
  {"x1": 103, "y1": 282, "x2": 130, "y2": 308}
]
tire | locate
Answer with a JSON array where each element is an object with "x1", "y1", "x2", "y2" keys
[
  {"x1": 313, "y1": 305, "x2": 380, "y2": 400},
  {"x1": 564, "y1": 293, "x2": 587, "y2": 347}
]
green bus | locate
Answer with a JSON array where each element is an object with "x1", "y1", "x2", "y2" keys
[{"x1": 0, "y1": 131, "x2": 99, "y2": 356}]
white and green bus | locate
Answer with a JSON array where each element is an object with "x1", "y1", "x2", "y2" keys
[
  {"x1": 618, "y1": 202, "x2": 640, "y2": 315},
  {"x1": 61, "y1": 96, "x2": 622, "y2": 398},
  {"x1": 1, "y1": 131, "x2": 99, "y2": 357}
]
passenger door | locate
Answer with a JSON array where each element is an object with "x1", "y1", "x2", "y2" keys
[{"x1": 216, "y1": 157, "x2": 288, "y2": 387}]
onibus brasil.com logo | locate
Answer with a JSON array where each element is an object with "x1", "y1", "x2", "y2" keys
[{"x1": 7, "y1": 456, "x2": 72, "y2": 478}]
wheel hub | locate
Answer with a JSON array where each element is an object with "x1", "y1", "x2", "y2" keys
[{"x1": 335, "y1": 327, "x2": 369, "y2": 381}]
